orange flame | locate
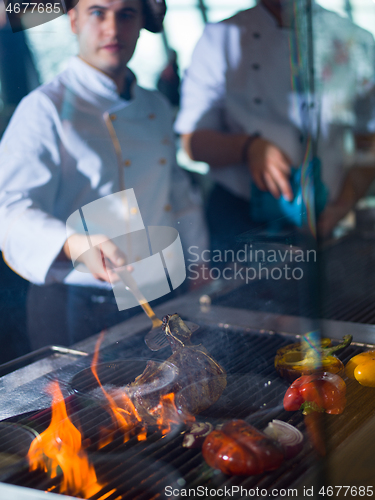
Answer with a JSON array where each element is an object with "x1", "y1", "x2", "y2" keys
[
  {"x1": 92, "y1": 332, "x2": 147, "y2": 448},
  {"x1": 27, "y1": 331, "x2": 195, "y2": 499},
  {"x1": 92, "y1": 333, "x2": 194, "y2": 441},
  {"x1": 28, "y1": 381, "x2": 106, "y2": 499},
  {"x1": 150, "y1": 393, "x2": 195, "y2": 435}
]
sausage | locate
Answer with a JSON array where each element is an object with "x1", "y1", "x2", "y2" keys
[{"x1": 202, "y1": 420, "x2": 284, "y2": 476}]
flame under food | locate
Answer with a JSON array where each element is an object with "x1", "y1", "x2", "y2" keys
[
  {"x1": 91, "y1": 332, "x2": 148, "y2": 447},
  {"x1": 26, "y1": 315, "x2": 226, "y2": 498},
  {"x1": 27, "y1": 381, "x2": 110, "y2": 499}
]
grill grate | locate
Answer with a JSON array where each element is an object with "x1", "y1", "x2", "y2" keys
[
  {"x1": 213, "y1": 236, "x2": 375, "y2": 324},
  {"x1": 1, "y1": 325, "x2": 375, "y2": 499}
]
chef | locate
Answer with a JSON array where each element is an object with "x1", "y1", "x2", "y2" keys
[
  {"x1": 175, "y1": 0, "x2": 375, "y2": 247},
  {"x1": 0, "y1": 0, "x2": 207, "y2": 349}
]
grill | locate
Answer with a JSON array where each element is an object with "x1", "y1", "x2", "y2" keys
[
  {"x1": 214, "y1": 234, "x2": 375, "y2": 324},
  {"x1": 0, "y1": 289, "x2": 375, "y2": 500}
]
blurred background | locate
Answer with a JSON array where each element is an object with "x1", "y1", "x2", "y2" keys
[
  {"x1": 2, "y1": 0, "x2": 375, "y2": 169},
  {"x1": 1, "y1": 0, "x2": 375, "y2": 363}
]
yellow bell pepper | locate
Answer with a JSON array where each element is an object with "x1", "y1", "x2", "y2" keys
[
  {"x1": 345, "y1": 350, "x2": 375, "y2": 387},
  {"x1": 275, "y1": 335, "x2": 352, "y2": 382}
]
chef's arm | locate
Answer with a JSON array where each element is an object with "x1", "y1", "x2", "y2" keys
[
  {"x1": 0, "y1": 91, "x2": 122, "y2": 285},
  {"x1": 0, "y1": 92, "x2": 70, "y2": 284},
  {"x1": 182, "y1": 130, "x2": 293, "y2": 201},
  {"x1": 62, "y1": 234, "x2": 128, "y2": 283},
  {"x1": 318, "y1": 165, "x2": 375, "y2": 238},
  {"x1": 183, "y1": 129, "x2": 249, "y2": 166}
]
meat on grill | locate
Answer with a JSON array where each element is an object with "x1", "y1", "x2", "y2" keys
[{"x1": 128, "y1": 314, "x2": 227, "y2": 420}]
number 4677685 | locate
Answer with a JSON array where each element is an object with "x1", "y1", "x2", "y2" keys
[
  {"x1": 319, "y1": 486, "x2": 373, "y2": 496},
  {"x1": 5, "y1": 3, "x2": 61, "y2": 14}
]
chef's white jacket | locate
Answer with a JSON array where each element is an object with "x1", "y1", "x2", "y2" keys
[
  {"x1": 175, "y1": 3, "x2": 375, "y2": 203},
  {"x1": 0, "y1": 57, "x2": 206, "y2": 286}
]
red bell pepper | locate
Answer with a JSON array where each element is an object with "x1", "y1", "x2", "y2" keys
[
  {"x1": 283, "y1": 372, "x2": 346, "y2": 415},
  {"x1": 202, "y1": 420, "x2": 284, "y2": 476}
]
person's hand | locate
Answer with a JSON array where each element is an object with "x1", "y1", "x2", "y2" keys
[
  {"x1": 246, "y1": 137, "x2": 293, "y2": 201},
  {"x1": 63, "y1": 234, "x2": 129, "y2": 283}
]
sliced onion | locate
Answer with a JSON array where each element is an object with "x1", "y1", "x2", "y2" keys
[
  {"x1": 264, "y1": 419, "x2": 304, "y2": 459},
  {"x1": 182, "y1": 422, "x2": 214, "y2": 449}
]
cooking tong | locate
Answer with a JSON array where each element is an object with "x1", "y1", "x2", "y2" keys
[{"x1": 115, "y1": 268, "x2": 198, "y2": 351}]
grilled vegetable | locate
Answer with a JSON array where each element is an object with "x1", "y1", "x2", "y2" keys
[
  {"x1": 283, "y1": 373, "x2": 346, "y2": 456},
  {"x1": 303, "y1": 412, "x2": 326, "y2": 456},
  {"x1": 345, "y1": 350, "x2": 375, "y2": 387},
  {"x1": 183, "y1": 422, "x2": 214, "y2": 448},
  {"x1": 264, "y1": 420, "x2": 304, "y2": 459},
  {"x1": 202, "y1": 420, "x2": 284, "y2": 476},
  {"x1": 283, "y1": 372, "x2": 346, "y2": 415},
  {"x1": 275, "y1": 335, "x2": 352, "y2": 382}
]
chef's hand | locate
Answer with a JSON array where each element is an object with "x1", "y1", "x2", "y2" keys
[
  {"x1": 246, "y1": 137, "x2": 293, "y2": 201},
  {"x1": 63, "y1": 234, "x2": 129, "y2": 283}
]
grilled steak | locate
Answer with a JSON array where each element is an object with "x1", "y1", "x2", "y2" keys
[{"x1": 129, "y1": 314, "x2": 227, "y2": 419}]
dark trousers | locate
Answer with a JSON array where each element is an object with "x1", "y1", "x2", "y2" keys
[
  {"x1": 27, "y1": 284, "x2": 141, "y2": 350},
  {"x1": 206, "y1": 183, "x2": 254, "y2": 254}
]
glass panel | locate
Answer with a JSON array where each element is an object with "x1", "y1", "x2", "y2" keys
[
  {"x1": 313, "y1": 0, "x2": 375, "y2": 208},
  {"x1": 1, "y1": 0, "x2": 375, "y2": 494},
  {"x1": 311, "y1": 0, "x2": 375, "y2": 485}
]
